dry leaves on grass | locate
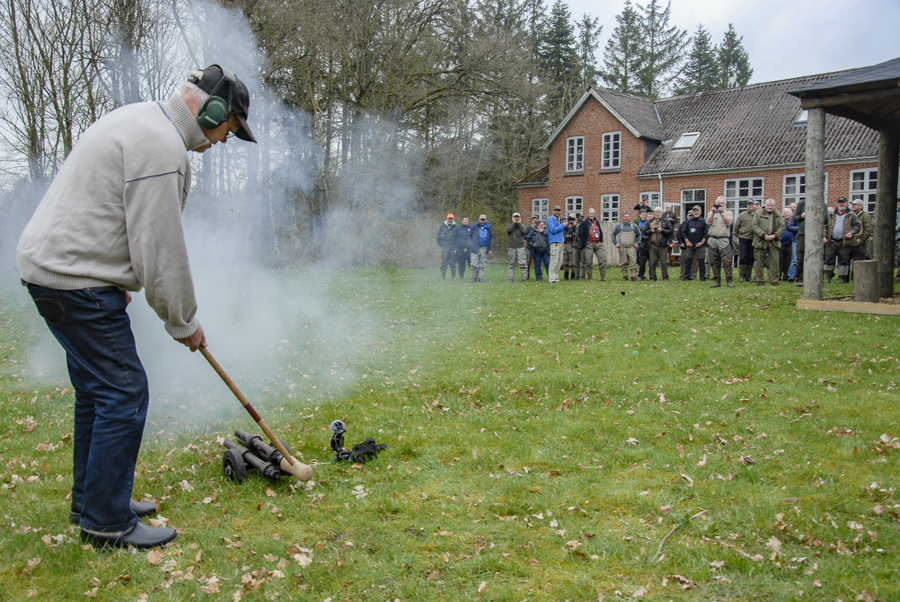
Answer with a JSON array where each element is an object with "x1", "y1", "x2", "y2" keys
[
  {"x1": 664, "y1": 575, "x2": 696, "y2": 589},
  {"x1": 17, "y1": 557, "x2": 41, "y2": 575},
  {"x1": 199, "y1": 576, "x2": 220, "y2": 594}
]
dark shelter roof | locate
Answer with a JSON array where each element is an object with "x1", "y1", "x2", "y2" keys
[{"x1": 788, "y1": 56, "x2": 900, "y2": 130}]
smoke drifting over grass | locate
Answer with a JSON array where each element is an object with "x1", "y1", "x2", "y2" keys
[{"x1": 2, "y1": 0, "x2": 447, "y2": 437}]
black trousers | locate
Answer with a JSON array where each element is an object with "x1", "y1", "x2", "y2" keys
[{"x1": 738, "y1": 238, "x2": 754, "y2": 266}]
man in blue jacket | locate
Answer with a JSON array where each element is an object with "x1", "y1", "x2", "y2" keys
[
  {"x1": 546, "y1": 205, "x2": 566, "y2": 283},
  {"x1": 469, "y1": 214, "x2": 493, "y2": 283}
]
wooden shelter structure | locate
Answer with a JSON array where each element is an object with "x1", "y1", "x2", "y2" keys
[{"x1": 789, "y1": 57, "x2": 900, "y2": 300}]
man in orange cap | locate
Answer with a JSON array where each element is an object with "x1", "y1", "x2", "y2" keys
[{"x1": 437, "y1": 213, "x2": 458, "y2": 279}]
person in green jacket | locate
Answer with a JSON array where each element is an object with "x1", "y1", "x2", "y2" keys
[{"x1": 751, "y1": 199, "x2": 786, "y2": 286}]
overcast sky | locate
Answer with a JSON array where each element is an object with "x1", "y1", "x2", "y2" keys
[{"x1": 567, "y1": 0, "x2": 900, "y2": 85}]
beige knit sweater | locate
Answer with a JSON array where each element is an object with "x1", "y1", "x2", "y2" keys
[{"x1": 16, "y1": 93, "x2": 209, "y2": 339}]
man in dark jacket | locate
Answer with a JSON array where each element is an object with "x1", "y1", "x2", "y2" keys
[
  {"x1": 578, "y1": 208, "x2": 607, "y2": 281},
  {"x1": 636, "y1": 210, "x2": 651, "y2": 280},
  {"x1": 453, "y1": 216, "x2": 474, "y2": 282},
  {"x1": 436, "y1": 214, "x2": 457, "y2": 280},
  {"x1": 469, "y1": 214, "x2": 493, "y2": 283},
  {"x1": 778, "y1": 209, "x2": 796, "y2": 281},
  {"x1": 506, "y1": 212, "x2": 529, "y2": 283},
  {"x1": 643, "y1": 207, "x2": 673, "y2": 281},
  {"x1": 677, "y1": 205, "x2": 709, "y2": 281},
  {"x1": 824, "y1": 196, "x2": 861, "y2": 284}
]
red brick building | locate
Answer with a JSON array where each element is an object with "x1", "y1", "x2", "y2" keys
[{"x1": 513, "y1": 72, "x2": 880, "y2": 250}]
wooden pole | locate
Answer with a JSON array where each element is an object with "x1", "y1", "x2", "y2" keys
[
  {"x1": 803, "y1": 107, "x2": 826, "y2": 300},
  {"x1": 874, "y1": 127, "x2": 899, "y2": 299}
]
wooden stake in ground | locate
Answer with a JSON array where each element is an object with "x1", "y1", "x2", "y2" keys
[{"x1": 200, "y1": 347, "x2": 312, "y2": 481}]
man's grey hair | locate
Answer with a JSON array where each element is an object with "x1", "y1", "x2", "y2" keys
[
  {"x1": 654, "y1": 207, "x2": 663, "y2": 214},
  {"x1": 181, "y1": 70, "x2": 210, "y2": 106}
]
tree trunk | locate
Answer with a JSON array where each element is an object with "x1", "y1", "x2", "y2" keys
[
  {"x1": 874, "y1": 127, "x2": 899, "y2": 299},
  {"x1": 803, "y1": 107, "x2": 826, "y2": 300},
  {"x1": 853, "y1": 260, "x2": 879, "y2": 303}
]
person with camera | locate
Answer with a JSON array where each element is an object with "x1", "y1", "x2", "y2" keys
[
  {"x1": 506, "y1": 212, "x2": 529, "y2": 283},
  {"x1": 437, "y1": 213, "x2": 457, "y2": 280},
  {"x1": 642, "y1": 207, "x2": 673, "y2": 281},
  {"x1": 526, "y1": 221, "x2": 551, "y2": 281},
  {"x1": 706, "y1": 196, "x2": 735, "y2": 288},
  {"x1": 562, "y1": 213, "x2": 576, "y2": 280}
]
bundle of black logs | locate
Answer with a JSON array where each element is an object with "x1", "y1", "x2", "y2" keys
[{"x1": 222, "y1": 429, "x2": 293, "y2": 482}]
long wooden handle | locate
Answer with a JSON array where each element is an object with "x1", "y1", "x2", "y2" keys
[{"x1": 199, "y1": 346, "x2": 295, "y2": 467}]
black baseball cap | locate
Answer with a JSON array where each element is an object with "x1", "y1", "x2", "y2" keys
[{"x1": 190, "y1": 65, "x2": 257, "y2": 143}]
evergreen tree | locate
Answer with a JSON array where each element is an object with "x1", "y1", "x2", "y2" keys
[
  {"x1": 599, "y1": 0, "x2": 641, "y2": 94},
  {"x1": 538, "y1": 0, "x2": 581, "y2": 116},
  {"x1": 538, "y1": 0, "x2": 580, "y2": 85},
  {"x1": 673, "y1": 24, "x2": 717, "y2": 95},
  {"x1": 717, "y1": 23, "x2": 753, "y2": 87},
  {"x1": 576, "y1": 14, "x2": 602, "y2": 88},
  {"x1": 634, "y1": 0, "x2": 688, "y2": 98}
]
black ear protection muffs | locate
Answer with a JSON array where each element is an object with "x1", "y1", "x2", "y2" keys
[{"x1": 195, "y1": 65, "x2": 236, "y2": 130}]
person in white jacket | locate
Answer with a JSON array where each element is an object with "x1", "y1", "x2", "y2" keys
[{"x1": 16, "y1": 64, "x2": 256, "y2": 549}]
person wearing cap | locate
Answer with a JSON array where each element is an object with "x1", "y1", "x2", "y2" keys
[
  {"x1": 562, "y1": 213, "x2": 577, "y2": 280},
  {"x1": 469, "y1": 214, "x2": 493, "y2": 282},
  {"x1": 612, "y1": 212, "x2": 642, "y2": 280},
  {"x1": 850, "y1": 199, "x2": 873, "y2": 266},
  {"x1": 437, "y1": 213, "x2": 458, "y2": 280},
  {"x1": 733, "y1": 200, "x2": 758, "y2": 282},
  {"x1": 823, "y1": 196, "x2": 861, "y2": 284},
  {"x1": 779, "y1": 208, "x2": 797, "y2": 281},
  {"x1": 546, "y1": 205, "x2": 566, "y2": 283},
  {"x1": 642, "y1": 207, "x2": 673, "y2": 281},
  {"x1": 636, "y1": 210, "x2": 651, "y2": 280},
  {"x1": 453, "y1": 216, "x2": 474, "y2": 281},
  {"x1": 578, "y1": 208, "x2": 607, "y2": 281},
  {"x1": 15, "y1": 64, "x2": 257, "y2": 549},
  {"x1": 524, "y1": 216, "x2": 538, "y2": 280},
  {"x1": 677, "y1": 205, "x2": 709, "y2": 281},
  {"x1": 506, "y1": 212, "x2": 529, "y2": 283},
  {"x1": 751, "y1": 199, "x2": 786, "y2": 286},
  {"x1": 706, "y1": 196, "x2": 735, "y2": 288},
  {"x1": 526, "y1": 221, "x2": 551, "y2": 281}
]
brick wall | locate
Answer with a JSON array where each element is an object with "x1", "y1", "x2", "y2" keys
[{"x1": 516, "y1": 96, "x2": 878, "y2": 221}]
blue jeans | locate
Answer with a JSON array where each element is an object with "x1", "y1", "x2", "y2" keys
[
  {"x1": 25, "y1": 283, "x2": 148, "y2": 532},
  {"x1": 533, "y1": 252, "x2": 550, "y2": 280},
  {"x1": 788, "y1": 241, "x2": 798, "y2": 278}
]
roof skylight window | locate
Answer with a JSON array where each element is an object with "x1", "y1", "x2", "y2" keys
[{"x1": 673, "y1": 132, "x2": 700, "y2": 149}]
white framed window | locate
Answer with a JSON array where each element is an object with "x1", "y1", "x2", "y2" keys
[
  {"x1": 673, "y1": 132, "x2": 700, "y2": 149},
  {"x1": 795, "y1": 110, "x2": 808, "y2": 125},
  {"x1": 565, "y1": 196, "x2": 583, "y2": 216},
  {"x1": 725, "y1": 177, "x2": 764, "y2": 215},
  {"x1": 850, "y1": 168, "x2": 877, "y2": 214},
  {"x1": 600, "y1": 194, "x2": 620, "y2": 222},
  {"x1": 783, "y1": 173, "x2": 828, "y2": 211},
  {"x1": 640, "y1": 191, "x2": 662, "y2": 209},
  {"x1": 602, "y1": 132, "x2": 621, "y2": 170},
  {"x1": 681, "y1": 189, "x2": 706, "y2": 214},
  {"x1": 566, "y1": 137, "x2": 584, "y2": 172},
  {"x1": 531, "y1": 198, "x2": 549, "y2": 222}
]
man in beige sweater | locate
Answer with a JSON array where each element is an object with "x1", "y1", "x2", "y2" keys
[{"x1": 17, "y1": 65, "x2": 256, "y2": 549}]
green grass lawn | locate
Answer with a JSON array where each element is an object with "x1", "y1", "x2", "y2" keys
[{"x1": 1, "y1": 266, "x2": 898, "y2": 601}]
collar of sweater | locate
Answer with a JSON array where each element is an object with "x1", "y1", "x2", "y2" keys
[{"x1": 161, "y1": 93, "x2": 211, "y2": 151}]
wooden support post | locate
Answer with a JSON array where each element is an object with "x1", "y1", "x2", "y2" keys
[
  {"x1": 874, "y1": 127, "x2": 899, "y2": 299},
  {"x1": 853, "y1": 260, "x2": 879, "y2": 303},
  {"x1": 803, "y1": 108, "x2": 826, "y2": 300}
]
